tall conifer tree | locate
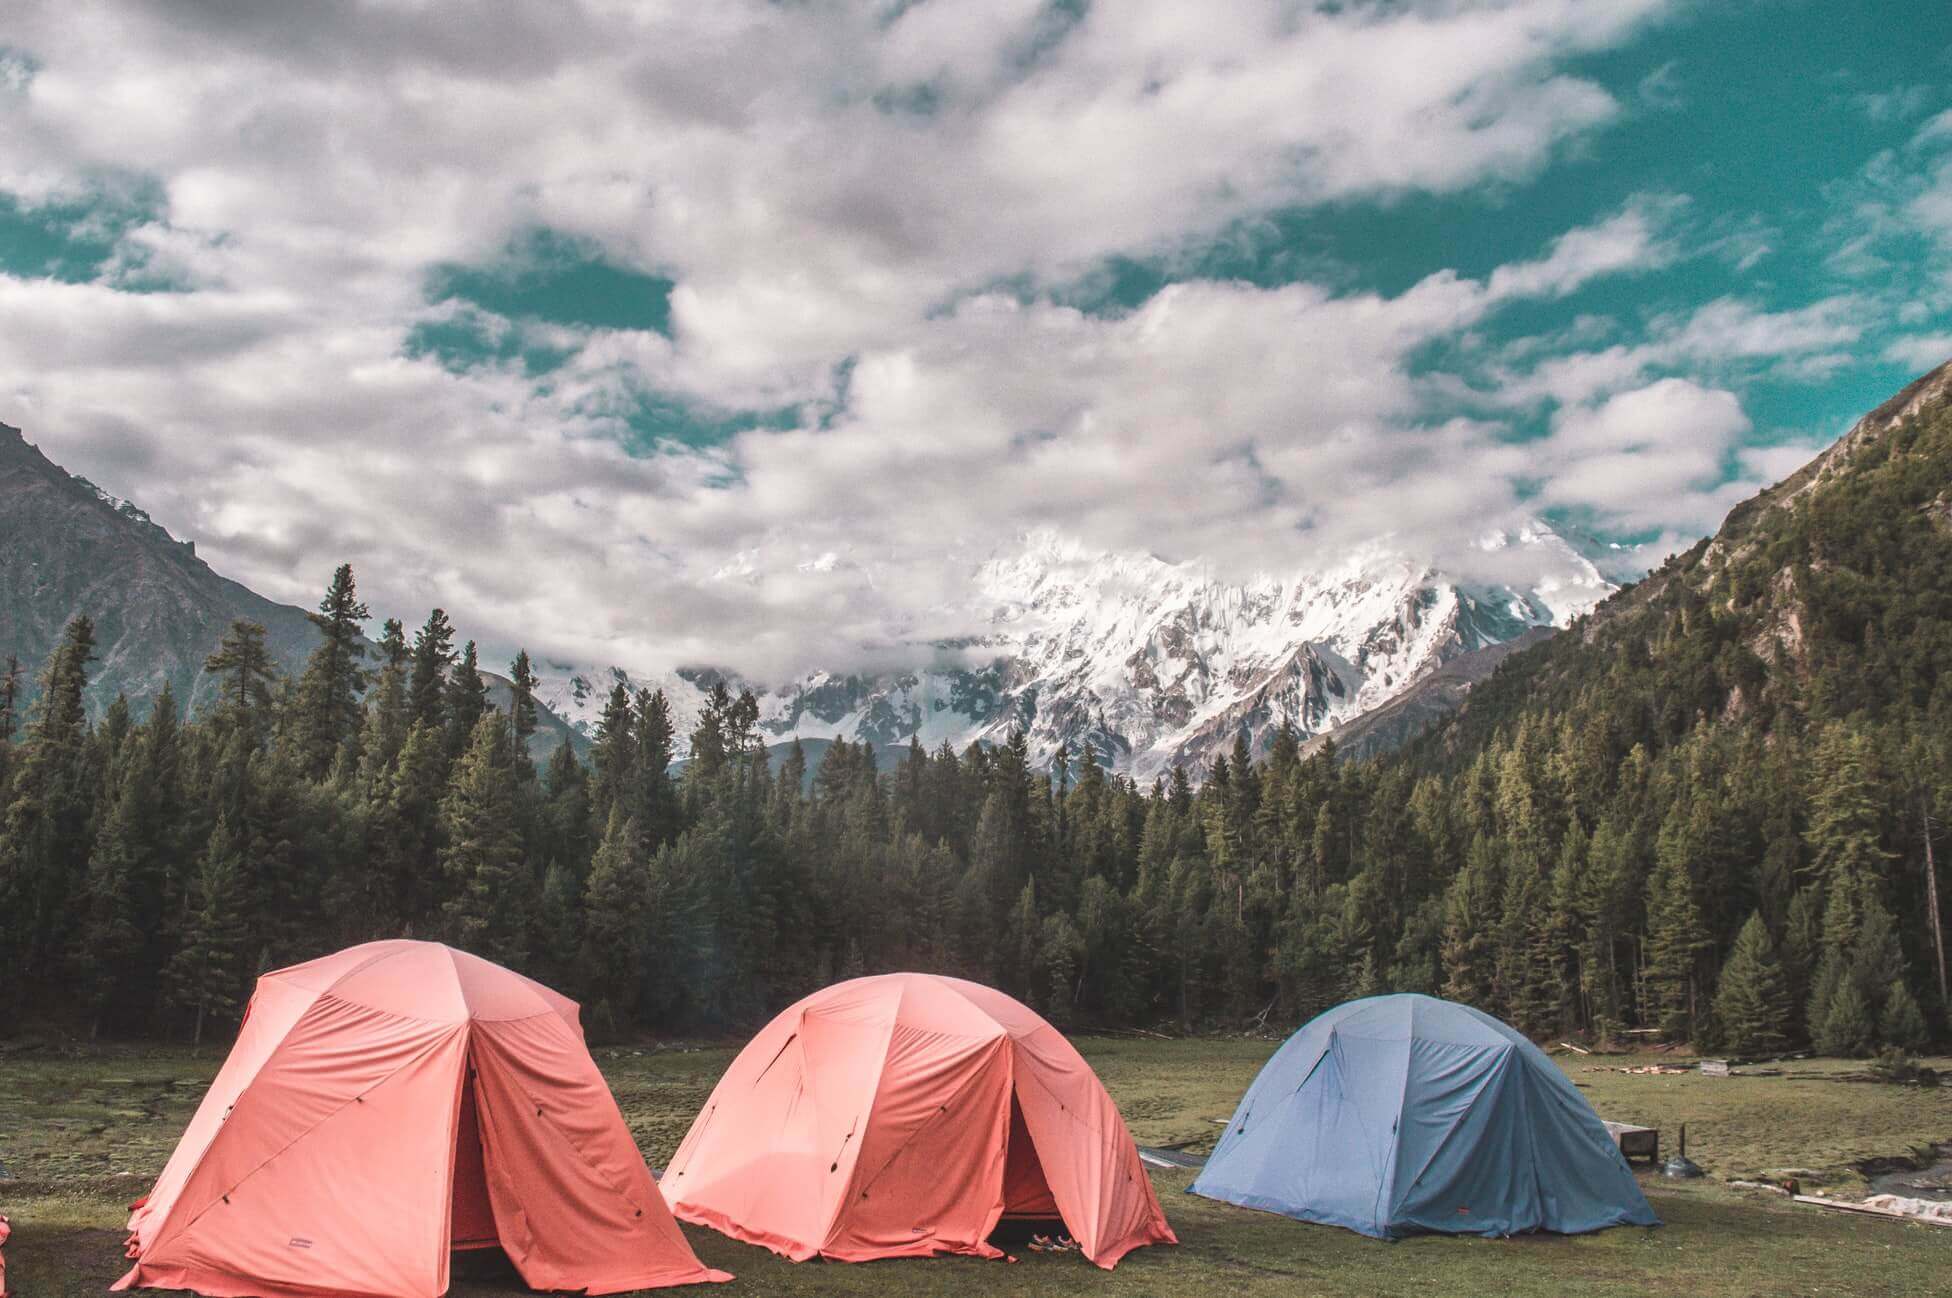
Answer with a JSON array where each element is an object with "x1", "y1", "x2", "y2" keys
[
  {"x1": 438, "y1": 713, "x2": 530, "y2": 964},
  {"x1": 1714, "y1": 912, "x2": 1791, "y2": 1055},
  {"x1": 165, "y1": 815, "x2": 251, "y2": 1045},
  {"x1": 407, "y1": 608, "x2": 456, "y2": 731},
  {"x1": 293, "y1": 563, "x2": 370, "y2": 779}
]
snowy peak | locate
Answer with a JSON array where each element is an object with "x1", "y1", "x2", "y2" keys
[{"x1": 540, "y1": 527, "x2": 1611, "y2": 779}]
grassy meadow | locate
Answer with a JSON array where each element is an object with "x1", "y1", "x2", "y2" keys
[{"x1": 4, "y1": 1037, "x2": 1950, "y2": 1297}]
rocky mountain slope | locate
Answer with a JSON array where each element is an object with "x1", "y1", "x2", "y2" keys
[
  {"x1": 0, "y1": 421, "x2": 323, "y2": 718},
  {"x1": 539, "y1": 528, "x2": 1610, "y2": 780},
  {"x1": 0, "y1": 422, "x2": 582, "y2": 759},
  {"x1": 1410, "y1": 356, "x2": 1952, "y2": 770},
  {"x1": 1299, "y1": 626, "x2": 1554, "y2": 764}
]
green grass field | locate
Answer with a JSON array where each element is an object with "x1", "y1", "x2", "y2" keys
[{"x1": 5, "y1": 1038, "x2": 1950, "y2": 1297}]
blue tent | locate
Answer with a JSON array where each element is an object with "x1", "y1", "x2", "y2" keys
[{"x1": 1190, "y1": 994, "x2": 1659, "y2": 1239}]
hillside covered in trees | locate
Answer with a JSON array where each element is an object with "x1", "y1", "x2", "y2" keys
[{"x1": 3, "y1": 363, "x2": 1952, "y2": 1057}]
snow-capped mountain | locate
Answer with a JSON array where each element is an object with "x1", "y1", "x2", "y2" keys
[{"x1": 535, "y1": 527, "x2": 1611, "y2": 780}]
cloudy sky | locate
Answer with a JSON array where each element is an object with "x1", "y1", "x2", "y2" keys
[{"x1": 3, "y1": 1, "x2": 1951, "y2": 678}]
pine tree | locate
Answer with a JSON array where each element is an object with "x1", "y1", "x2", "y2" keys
[
  {"x1": 71, "y1": 684, "x2": 183, "y2": 1034},
  {"x1": 1803, "y1": 882, "x2": 1908, "y2": 1056},
  {"x1": 687, "y1": 682, "x2": 732, "y2": 782},
  {"x1": 1351, "y1": 948, "x2": 1383, "y2": 999},
  {"x1": 588, "y1": 684, "x2": 636, "y2": 822},
  {"x1": 292, "y1": 563, "x2": 370, "y2": 779},
  {"x1": 1713, "y1": 913, "x2": 1791, "y2": 1056},
  {"x1": 203, "y1": 620, "x2": 278, "y2": 748},
  {"x1": 358, "y1": 628, "x2": 411, "y2": 787},
  {"x1": 1643, "y1": 853, "x2": 1710, "y2": 1039},
  {"x1": 631, "y1": 688, "x2": 678, "y2": 848},
  {"x1": 73, "y1": 789, "x2": 143, "y2": 1036},
  {"x1": 438, "y1": 713, "x2": 530, "y2": 965},
  {"x1": 543, "y1": 740, "x2": 594, "y2": 876},
  {"x1": 1440, "y1": 835, "x2": 1501, "y2": 1009},
  {"x1": 407, "y1": 608, "x2": 456, "y2": 731},
  {"x1": 378, "y1": 617, "x2": 409, "y2": 671},
  {"x1": 389, "y1": 720, "x2": 449, "y2": 929},
  {"x1": 508, "y1": 650, "x2": 539, "y2": 760},
  {"x1": 1001, "y1": 877, "x2": 1040, "y2": 1003},
  {"x1": 1851, "y1": 893, "x2": 1907, "y2": 1010},
  {"x1": 134, "y1": 682, "x2": 186, "y2": 961},
  {"x1": 1879, "y1": 979, "x2": 1930, "y2": 1052},
  {"x1": 1804, "y1": 727, "x2": 1892, "y2": 885},
  {"x1": 1577, "y1": 816, "x2": 1638, "y2": 1040},
  {"x1": 1167, "y1": 764, "x2": 1193, "y2": 818},
  {"x1": 444, "y1": 640, "x2": 490, "y2": 757},
  {"x1": 534, "y1": 860, "x2": 583, "y2": 988},
  {"x1": 165, "y1": 816, "x2": 250, "y2": 1045},
  {"x1": 1814, "y1": 975, "x2": 1876, "y2": 1058},
  {"x1": 1781, "y1": 885, "x2": 1824, "y2": 1041},
  {"x1": 0, "y1": 617, "x2": 101, "y2": 1003},
  {"x1": 581, "y1": 809, "x2": 651, "y2": 1019},
  {"x1": 1038, "y1": 912, "x2": 1085, "y2": 1026}
]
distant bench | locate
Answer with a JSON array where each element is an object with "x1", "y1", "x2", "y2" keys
[{"x1": 1602, "y1": 1120, "x2": 1659, "y2": 1165}]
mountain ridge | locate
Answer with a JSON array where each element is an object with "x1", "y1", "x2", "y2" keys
[
  {"x1": 1406, "y1": 354, "x2": 1952, "y2": 775},
  {"x1": 536, "y1": 529, "x2": 1610, "y2": 780},
  {"x1": 0, "y1": 422, "x2": 585, "y2": 760},
  {"x1": 0, "y1": 420, "x2": 322, "y2": 718},
  {"x1": 3, "y1": 417, "x2": 1609, "y2": 776}
]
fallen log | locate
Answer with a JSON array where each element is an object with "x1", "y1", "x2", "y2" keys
[{"x1": 1727, "y1": 1180, "x2": 1791, "y2": 1196}]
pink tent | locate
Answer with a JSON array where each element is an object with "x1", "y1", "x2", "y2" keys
[
  {"x1": 116, "y1": 941, "x2": 728, "y2": 1298},
  {"x1": 664, "y1": 972, "x2": 1176, "y2": 1268}
]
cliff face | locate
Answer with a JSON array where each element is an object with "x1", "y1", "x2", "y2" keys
[
  {"x1": 0, "y1": 421, "x2": 320, "y2": 716},
  {"x1": 1300, "y1": 626, "x2": 1555, "y2": 764},
  {"x1": 0, "y1": 421, "x2": 585, "y2": 760}
]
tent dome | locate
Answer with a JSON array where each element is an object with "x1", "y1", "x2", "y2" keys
[
  {"x1": 1190, "y1": 994, "x2": 1659, "y2": 1239},
  {"x1": 116, "y1": 941, "x2": 727, "y2": 1298},
  {"x1": 664, "y1": 972, "x2": 1176, "y2": 1268},
  {"x1": 252, "y1": 939, "x2": 581, "y2": 1023}
]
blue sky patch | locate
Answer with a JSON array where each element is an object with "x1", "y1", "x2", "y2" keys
[
  {"x1": 0, "y1": 178, "x2": 169, "y2": 286},
  {"x1": 424, "y1": 228, "x2": 675, "y2": 336},
  {"x1": 623, "y1": 391, "x2": 800, "y2": 457},
  {"x1": 402, "y1": 306, "x2": 577, "y2": 377}
]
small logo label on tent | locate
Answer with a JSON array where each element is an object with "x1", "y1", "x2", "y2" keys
[{"x1": 288, "y1": 1238, "x2": 313, "y2": 1249}]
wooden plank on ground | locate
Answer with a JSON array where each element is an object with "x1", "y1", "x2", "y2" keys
[{"x1": 1793, "y1": 1195, "x2": 1952, "y2": 1226}]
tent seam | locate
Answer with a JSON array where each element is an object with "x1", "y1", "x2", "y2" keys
[
  {"x1": 847, "y1": 1033, "x2": 1010, "y2": 1207},
  {"x1": 1381, "y1": 1009, "x2": 1416, "y2": 1230},
  {"x1": 475, "y1": 1024, "x2": 657, "y2": 1223},
  {"x1": 816, "y1": 983, "x2": 910, "y2": 1252},
  {"x1": 152, "y1": 1019, "x2": 464, "y2": 1261},
  {"x1": 1391, "y1": 1042, "x2": 1515, "y2": 1228},
  {"x1": 127, "y1": 981, "x2": 323, "y2": 1247},
  {"x1": 313, "y1": 989, "x2": 567, "y2": 1027}
]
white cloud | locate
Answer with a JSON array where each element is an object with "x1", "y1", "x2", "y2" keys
[
  {"x1": 1884, "y1": 332, "x2": 1952, "y2": 371},
  {"x1": 1490, "y1": 295, "x2": 1867, "y2": 412},
  {"x1": 5, "y1": 0, "x2": 1849, "y2": 683},
  {"x1": 1536, "y1": 379, "x2": 1751, "y2": 532},
  {"x1": 1485, "y1": 198, "x2": 1677, "y2": 300},
  {"x1": 1738, "y1": 440, "x2": 1826, "y2": 488},
  {"x1": 1854, "y1": 86, "x2": 1934, "y2": 124}
]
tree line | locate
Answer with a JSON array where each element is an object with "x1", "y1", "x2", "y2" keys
[{"x1": 1, "y1": 432, "x2": 1949, "y2": 1057}]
